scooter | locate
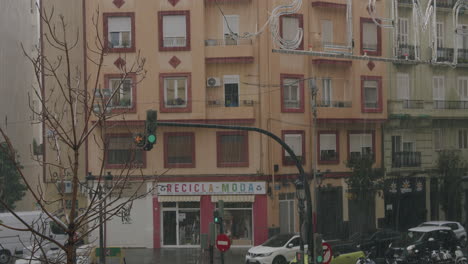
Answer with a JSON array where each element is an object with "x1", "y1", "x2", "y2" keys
[{"x1": 356, "y1": 249, "x2": 376, "y2": 264}]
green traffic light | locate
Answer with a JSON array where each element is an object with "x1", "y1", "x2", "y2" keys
[
  {"x1": 214, "y1": 217, "x2": 220, "y2": 223},
  {"x1": 316, "y1": 256, "x2": 323, "y2": 263},
  {"x1": 147, "y1": 134, "x2": 156, "y2": 144}
]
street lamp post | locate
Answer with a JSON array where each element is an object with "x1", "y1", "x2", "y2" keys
[{"x1": 85, "y1": 172, "x2": 113, "y2": 264}]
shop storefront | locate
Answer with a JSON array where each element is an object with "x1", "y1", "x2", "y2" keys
[{"x1": 153, "y1": 182, "x2": 268, "y2": 248}]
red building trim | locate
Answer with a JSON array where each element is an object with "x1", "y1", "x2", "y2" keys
[
  {"x1": 311, "y1": 1, "x2": 347, "y2": 8},
  {"x1": 216, "y1": 131, "x2": 249, "y2": 167},
  {"x1": 201, "y1": 196, "x2": 214, "y2": 235},
  {"x1": 346, "y1": 130, "x2": 376, "y2": 161},
  {"x1": 253, "y1": 195, "x2": 268, "y2": 245},
  {"x1": 361, "y1": 75, "x2": 383, "y2": 113},
  {"x1": 103, "y1": 73, "x2": 137, "y2": 113},
  {"x1": 158, "y1": 11, "x2": 191, "y2": 52},
  {"x1": 311, "y1": 59, "x2": 352, "y2": 66},
  {"x1": 279, "y1": 14, "x2": 304, "y2": 50},
  {"x1": 159, "y1": 72, "x2": 192, "y2": 113},
  {"x1": 94, "y1": 118, "x2": 256, "y2": 127},
  {"x1": 103, "y1": 12, "x2": 136, "y2": 53},
  {"x1": 360, "y1": 17, "x2": 382, "y2": 56},
  {"x1": 281, "y1": 130, "x2": 306, "y2": 166},
  {"x1": 104, "y1": 133, "x2": 147, "y2": 169},
  {"x1": 317, "y1": 130, "x2": 340, "y2": 165},
  {"x1": 280, "y1": 74, "x2": 305, "y2": 113},
  {"x1": 163, "y1": 132, "x2": 196, "y2": 168},
  {"x1": 205, "y1": 56, "x2": 254, "y2": 64},
  {"x1": 317, "y1": 118, "x2": 387, "y2": 124},
  {"x1": 153, "y1": 196, "x2": 160, "y2": 248}
]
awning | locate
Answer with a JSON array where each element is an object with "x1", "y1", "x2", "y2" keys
[
  {"x1": 157, "y1": 196, "x2": 200, "y2": 202},
  {"x1": 211, "y1": 195, "x2": 255, "y2": 203}
]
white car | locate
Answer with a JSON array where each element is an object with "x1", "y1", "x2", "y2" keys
[
  {"x1": 418, "y1": 221, "x2": 467, "y2": 246},
  {"x1": 245, "y1": 233, "x2": 306, "y2": 264}
]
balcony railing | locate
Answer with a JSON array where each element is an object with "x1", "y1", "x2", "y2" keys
[
  {"x1": 437, "y1": 47, "x2": 454, "y2": 62},
  {"x1": 458, "y1": 49, "x2": 468, "y2": 63},
  {"x1": 317, "y1": 100, "x2": 352, "y2": 108},
  {"x1": 205, "y1": 38, "x2": 252, "y2": 46},
  {"x1": 434, "y1": 100, "x2": 468, "y2": 109},
  {"x1": 433, "y1": 0, "x2": 456, "y2": 8},
  {"x1": 396, "y1": 44, "x2": 419, "y2": 60},
  {"x1": 402, "y1": 100, "x2": 424, "y2": 109},
  {"x1": 312, "y1": 41, "x2": 350, "y2": 52},
  {"x1": 397, "y1": 0, "x2": 412, "y2": 5},
  {"x1": 207, "y1": 99, "x2": 255, "y2": 107},
  {"x1": 392, "y1": 151, "x2": 421, "y2": 168}
]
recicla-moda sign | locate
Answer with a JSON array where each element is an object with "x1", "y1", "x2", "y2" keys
[{"x1": 157, "y1": 182, "x2": 266, "y2": 195}]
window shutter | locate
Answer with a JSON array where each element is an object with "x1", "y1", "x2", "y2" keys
[
  {"x1": 397, "y1": 73, "x2": 410, "y2": 100},
  {"x1": 350, "y1": 134, "x2": 372, "y2": 153},
  {"x1": 320, "y1": 134, "x2": 336, "y2": 151},
  {"x1": 108, "y1": 17, "x2": 131, "y2": 32},
  {"x1": 163, "y1": 15, "x2": 186, "y2": 38},
  {"x1": 398, "y1": 18, "x2": 408, "y2": 44},
  {"x1": 363, "y1": 22, "x2": 377, "y2": 47},
  {"x1": 321, "y1": 20, "x2": 333, "y2": 44},
  {"x1": 223, "y1": 15, "x2": 239, "y2": 35},
  {"x1": 285, "y1": 134, "x2": 302, "y2": 156},
  {"x1": 458, "y1": 78, "x2": 468, "y2": 100},
  {"x1": 282, "y1": 16, "x2": 299, "y2": 41},
  {"x1": 433, "y1": 76, "x2": 445, "y2": 100},
  {"x1": 437, "y1": 22, "x2": 444, "y2": 47}
]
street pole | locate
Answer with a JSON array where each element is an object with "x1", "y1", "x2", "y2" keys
[{"x1": 309, "y1": 79, "x2": 319, "y2": 262}]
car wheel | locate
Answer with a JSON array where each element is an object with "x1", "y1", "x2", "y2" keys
[
  {"x1": 272, "y1": 255, "x2": 287, "y2": 264},
  {"x1": 0, "y1": 250, "x2": 11, "y2": 264}
]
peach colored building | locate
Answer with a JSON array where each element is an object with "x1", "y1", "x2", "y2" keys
[{"x1": 81, "y1": 0, "x2": 388, "y2": 248}]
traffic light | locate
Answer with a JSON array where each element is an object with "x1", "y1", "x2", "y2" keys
[
  {"x1": 133, "y1": 133, "x2": 146, "y2": 148},
  {"x1": 213, "y1": 211, "x2": 222, "y2": 224},
  {"x1": 143, "y1": 110, "x2": 157, "y2": 151},
  {"x1": 314, "y1": 233, "x2": 323, "y2": 263}
]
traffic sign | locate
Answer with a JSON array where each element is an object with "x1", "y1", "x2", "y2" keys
[
  {"x1": 322, "y1": 242, "x2": 333, "y2": 264},
  {"x1": 215, "y1": 234, "x2": 231, "y2": 252}
]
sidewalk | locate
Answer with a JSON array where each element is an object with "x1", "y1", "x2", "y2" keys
[{"x1": 123, "y1": 247, "x2": 249, "y2": 264}]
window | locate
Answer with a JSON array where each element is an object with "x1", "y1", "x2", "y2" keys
[
  {"x1": 457, "y1": 24, "x2": 468, "y2": 49},
  {"x1": 216, "y1": 202, "x2": 252, "y2": 245},
  {"x1": 105, "y1": 74, "x2": 136, "y2": 112},
  {"x1": 397, "y1": 73, "x2": 410, "y2": 101},
  {"x1": 322, "y1": 78, "x2": 332, "y2": 107},
  {"x1": 159, "y1": 11, "x2": 190, "y2": 51},
  {"x1": 161, "y1": 202, "x2": 200, "y2": 246},
  {"x1": 224, "y1": 75, "x2": 239, "y2": 107},
  {"x1": 164, "y1": 132, "x2": 195, "y2": 168},
  {"x1": 459, "y1": 129, "x2": 468, "y2": 149},
  {"x1": 282, "y1": 131, "x2": 305, "y2": 166},
  {"x1": 398, "y1": 18, "x2": 409, "y2": 45},
  {"x1": 458, "y1": 77, "x2": 468, "y2": 101},
  {"x1": 279, "y1": 194, "x2": 295, "y2": 234},
  {"x1": 217, "y1": 131, "x2": 248, "y2": 167},
  {"x1": 321, "y1": 20, "x2": 333, "y2": 46},
  {"x1": 361, "y1": 76, "x2": 382, "y2": 113},
  {"x1": 437, "y1": 22, "x2": 444, "y2": 47},
  {"x1": 223, "y1": 15, "x2": 239, "y2": 45},
  {"x1": 319, "y1": 132, "x2": 339, "y2": 164},
  {"x1": 433, "y1": 76, "x2": 445, "y2": 109},
  {"x1": 348, "y1": 132, "x2": 374, "y2": 160},
  {"x1": 159, "y1": 73, "x2": 191, "y2": 113},
  {"x1": 106, "y1": 135, "x2": 144, "y2": 167},
  {"x1": 104, "y1": 13, "x2": 135, "y2": 52},
  {"x1": 280, "y1": 14, "x2": 304, "y2": 50},
  {"x1": 434, "y1": 129, "x2": 444, "y2": 150},
  {"x1": 281, "y1": 74, "x2": 304, "y2": 113},
  {"x1": 361, "y1": 18, "x2": 381, "y2": 56}
]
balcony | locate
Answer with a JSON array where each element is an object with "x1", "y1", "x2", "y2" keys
[
  {"x1": 396, "y1": 44, "x2": 419, "y2": 60},
  {"x1": 432, "y1": 0, "x2": 456, "y2": 9},
  {"x1": 206, "y1": 99, "x2": 256, "y2": 120},
  {"x1": 434, "y1": 100, "x2": 468, "y2": 109},
  {"x1": 392, "y1": 151, "x2": 422, "y2": 168},
  {"x1": 402, "y1": 100, "x2": 424, "y2": 109},
  {"x1": 437, "y1": 48, "x2": 453, "y2": 62},
  {"x1": 388, "y1": 100, "x2": 468, "y2": 118},
  {"x1": 311, "y1": 41, "x2": 351, "y2": 54},
  {"x1": 311, "y1": 1, "x2": 347, "y2": 9},
  {"x1": 397, "y1": 0, "x2": 412, "y2": 4},
  {"x1": 317, "y1": 100, "x2": 352, "y2": 108},
  {"x1": 205, "y1": 37, "x2": 254, "y2": 63},
  {"x1": 458, "y1": 49, "x2": 468, "y2": 63}
]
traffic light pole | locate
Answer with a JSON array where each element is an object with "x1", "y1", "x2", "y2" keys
[{"x1": 157, "y1": 121, "x2": 314, "y2": 262}]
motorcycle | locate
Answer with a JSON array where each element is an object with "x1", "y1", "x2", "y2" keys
[{"x1": 356, "y1": 248, "x2": 376, "y2": 264}]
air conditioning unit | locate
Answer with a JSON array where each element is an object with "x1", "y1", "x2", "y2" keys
[
  {"x1": 207, "y1": 77, "x2": 221, "y2": 87},
  {"x1": 59, "y1": 180, "x2": 73, "y2": 194}
]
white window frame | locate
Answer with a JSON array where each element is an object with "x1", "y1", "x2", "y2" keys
[
  {"x1": 322, "y1": 78, "x2": 332, "y2": 107},
  {"x1": 109, "y1": 78, "x2": 133, "y2": 108},
  {"x1": 163, "y1": 15, "x2": 187, "y2": 48},
  {"x1": 164, "y1": 77, "x2": 188, "y2": 108},
  {"x1": 223, "y1": 75, "x2": 240, "y2": 107},
  {"x1": 459, "y1": 129, "x2": 468, "y2": 149},
  {"x1": 284, "y1": 133, "x2": 303, "y2": 159},
  {"x1": 399, "y1": 18, "x2": 409, "y2": 45},
  {"x1": 108, "y1": 16, "x2": 132, "y2": 49},
  {"x1": 283, "y1": 78, "x2": 300, "y2": 109},
  {"x1": 223, "y1": 15, "x2": 239, "y2": 45},
  {"x1": 458, "y1": 77, "x2": 468, "y2": 101},
  {"x1": 437, "y1": 22, "x2": 444, "y2": 47},
  {"x1": 397, "y1": 73, "x2": 410, "y2": 100}
]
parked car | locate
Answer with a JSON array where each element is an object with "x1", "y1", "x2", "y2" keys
[
  {"x1": 289, "y1": 243, "x2": 365, "y2": 264},
  {"x1": 418, "y1": 221, "x2": 467, "y2": 246},
  {"x1": 386, "y1": 226, "x2": 459, "y2": 263},
  {"x1": 349, "y1": 229, "x2": 402, "y2": 257},
  {"x1": 245, "y1": 233, "x2": 304, "y2": 264}
]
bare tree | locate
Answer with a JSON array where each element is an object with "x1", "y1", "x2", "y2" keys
[{"x1": 0, "y1": 6, "x2": 159, "y2": 264}]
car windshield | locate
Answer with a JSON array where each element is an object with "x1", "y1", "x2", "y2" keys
[
  {"x1": 262, "y1": 234, "x2": 294, "y2": 247},
  {"x1": 405, "y1": 231, "x2": 425, "y2": 244},
  {"x1": 420, "y1": 223, "x2": 438, "y2": 227}
]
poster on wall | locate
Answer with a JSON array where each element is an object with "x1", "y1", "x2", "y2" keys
[{"x1": 157, "y1": 182, "x2": 267, "y2": 195}]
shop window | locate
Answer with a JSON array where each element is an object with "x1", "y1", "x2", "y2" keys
[
  {"x1": 217, "y1": 131, "x2": 249, "y2": 167},
  {"x1": 280, "y1": 14, "x2": 304, "y2": 50},
  {"x1": 103, "y1": 13, "x2": 135, "y2": 52},
  {"x1": 318, "y1": 132, "x2": 339, "y2": 164},
  {"x1": 158, "y1": 11, "x2": 191, "y2": 51},
  {"x1": 216, "y1": 202, "x2": 252, "y2": 246},
  {"x1": 361, "y1": 76, "x2": 382, "y2": 113},
  {"x1": 348, "y1": 131, "x2": 374, "y2": 161},
  {"x1": 106, "y1": 135, "x2": 144, "y2": 167},
  {"x1": 360, "y1": 18, "x2": 381, "y2": 56},
  {"x1": 161, "y1": 202, "x2": 200, "y2": 246},
  {"x1": 281, "y1": 74, "x2": 304, "y2": 113},
  {"x1": 164, "y1": 132, "x2": 195, "y2": 168},
  {"x1": 282, "y1": 130, "x2": 305, "y2": 166},
  {"x1": 159, "y1": 73, "x2": 192, "y2": 113}
]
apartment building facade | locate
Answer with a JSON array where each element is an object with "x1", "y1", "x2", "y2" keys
[
  {"x1": 384, "y1": 0, "x2": 468, "y2": 232},
  {"x1": 76, "y1": 0, "x2": 390, "y2": 248}
]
